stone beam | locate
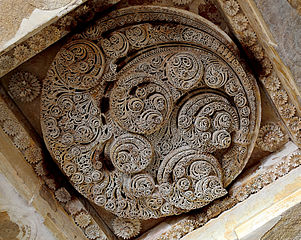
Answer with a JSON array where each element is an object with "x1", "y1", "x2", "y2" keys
[
  {"x1": 0, "y1": 0, "x2": 120, "y2": 78},
  {"x1": 0, "y1": 86, "x2": 115, "y2": 240},
  {"x1": 214, "y1": 0, "x2": 301, "y2": 148}
]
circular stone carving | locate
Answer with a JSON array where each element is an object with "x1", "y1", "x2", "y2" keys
[
  {"x1": 166, "y1": 52, "x2": 203, "y2": 90},
  {"x1": 41, "y1": 6, "x2": 261, "y2": 220},
  {"x1": 55, "y1": 39, "x2": 105, "y2": 90},
  {"x1": 112, "y1": 217, "x2": 141, "y2": 239},
  {"x1": 110, "y1": 134, "x2": 153, "y2": 173},
  {"x1": 110, "y1": 75, "x2": 173, "y2": 135}
]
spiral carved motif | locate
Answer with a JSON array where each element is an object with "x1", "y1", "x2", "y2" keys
[
  {"x1": 176, "y1": 92, "x2": 239, "y2": 153},
  {"x1": 41, "y1": 6, "x2": 261, "y2": 220},
  {"x1": 125, "y1": 24, "x2": 150, "y2": 48},
  {"x1": 110, "y1": 75, "x2": 173, "y2": 135},
  {"x1": 109, "y1": 134, "x2": 153, "y2": 173},
  {"x1": 100, "y1": 32, "x2": 129, "y2": 58},
  {"x1": 166, "y1": 52, "x2": 203, "y2": 90},
  {"x1": 204, "y1": 59, "x2": 229, "y2": 88},
  {"x1": 55, "y1": 40, "x2": 105, "y2": 90}
]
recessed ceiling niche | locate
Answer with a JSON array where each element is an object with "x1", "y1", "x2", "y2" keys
[{"x1": 40, "y1": 6, "x2": 261, "y2": 220}]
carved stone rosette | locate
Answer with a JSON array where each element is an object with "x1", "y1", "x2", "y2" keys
[{"x1": 40, "y1": 6, "x2": 261, "y2": 220}]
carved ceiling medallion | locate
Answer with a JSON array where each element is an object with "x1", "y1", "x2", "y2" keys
[{"x1": 40, "y1": 6, "x2": 261, "y2": 220}]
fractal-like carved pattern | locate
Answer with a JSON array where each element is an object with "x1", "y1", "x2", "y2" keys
[{"x1": 40, "y1": 6, "x2": 261, "y2": 220}]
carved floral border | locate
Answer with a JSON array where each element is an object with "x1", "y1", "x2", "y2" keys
[
  {"x1": 156, "y1": 147, "x2": 301, "y2": 240},
  {"x1": 0, "y1": 0, "x2": 119, "y2": 79},
  {"x1": 214, "y1": 0, "x2": 301, "y2": 147},
  {"x1": 0, "y1": 87, "x2": 110, "y2": 240}
]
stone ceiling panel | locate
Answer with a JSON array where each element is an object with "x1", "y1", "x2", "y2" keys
[
  {"x1": 1, "y1": 1, "x2": 300, "y2": 239},
  {"x1": 40, "y1": 5, "x2": 261, "y2": 231}
]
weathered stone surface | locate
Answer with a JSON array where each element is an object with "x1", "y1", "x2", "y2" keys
[
  {"x1": 287, "y1": 0, "x2": 301, "y2": 14},
  {"x1": 253, "y1": 0, "x2": 301, "y2": 92},
  {"x1": 0, "y1": 0, "x2": 84, "y2": 52},
  {"x1": 261, "y1": 202, "x2": 301, "y2": 240},
  {"x1": 40, "y1": 5, "x2": 261, "y2": 223},
  {"x1": 0, "y1": 212, "x2": 19, "y2": 240},
  {"x1": 1, "y1": 1, "x2": 300, "y2": 239},
  {"x1": 0, "y1": 174, "x2": 56, "y2": 240},
  {"x1": 0, "y1": 0, "x2": 120, "y2": 79}
]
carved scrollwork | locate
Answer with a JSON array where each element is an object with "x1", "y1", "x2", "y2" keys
[
  {"x1": 100, "y1": 32, "x2": 129, "y2": 58},
  {"x1": 204, "y1": 59, "x2": 229, "y2": 88},
  {"x1": 56, "y1": 40, "x2": 105, "y2": 90},
  {"x1": 125, "y1": 24, "x2": 150, "y2": 48},
  {"x1": 41, "y1": 6, "x2": 260, "y2": 221},
  {"x1": 176, "y1": 91, "x2": 239, "y2": 153},
  {"x1": 157, "y1": 147, "x2": 226, "y2": 210},
  {"x1": 125, "y1": 173, "x2": 156, "y2": 198},
  {"x1": 166, "y1": 52, "x2": 204, "y2": 90},
  {"x1": 109, "y1": 134, "x2": 153, "y2": 173},
  {"x1": 110, "y1": 74, "x2": 173, "y2": 135}
]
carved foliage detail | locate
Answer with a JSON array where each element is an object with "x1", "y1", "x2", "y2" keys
[
  {"x1": 217, "y1": 0, "x2": 301, "y2": 147},
  {"x1": 256, "y1": 123, "x2": 287, "y2": 152},
  {"x1": 112, "y1": 217, "x2": 141, "y2": 239},
  {"x1": 8, "y1": 71, "x2": 41, "y2": 103},
  {"x1": 40, "y1": 6, "x2": 260, "y2": 220},
  {"x1": 56, "y1": 40, "x2": 105, "y2": 90}
]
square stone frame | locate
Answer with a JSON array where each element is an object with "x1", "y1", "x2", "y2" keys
[{"x1": 0, "y1": 0, "x2": 300, "y2": 239}]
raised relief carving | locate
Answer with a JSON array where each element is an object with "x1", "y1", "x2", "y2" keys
[
  {"x1": 216, "y1": 0, "x2": 301, "y2": 147},
  {"x1": 256, "y1": 123, "x2": 287, "y2": 152},
  {"x1": 8, "y1": 71, "x2": 41, "y2": 103},
  {"x1": 40, "y1": 6, "x2": 261, "y2": 221},
  {"x1": 0, "y1": 92, "x2": 108, "y2": 239},
  {"x1": 112, "y1": 217, "x2": 141, "y2": 239}
]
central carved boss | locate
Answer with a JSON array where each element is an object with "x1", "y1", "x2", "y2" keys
[{"x1": 41, "y1": 6, "x2": 261, "y2": 220}]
